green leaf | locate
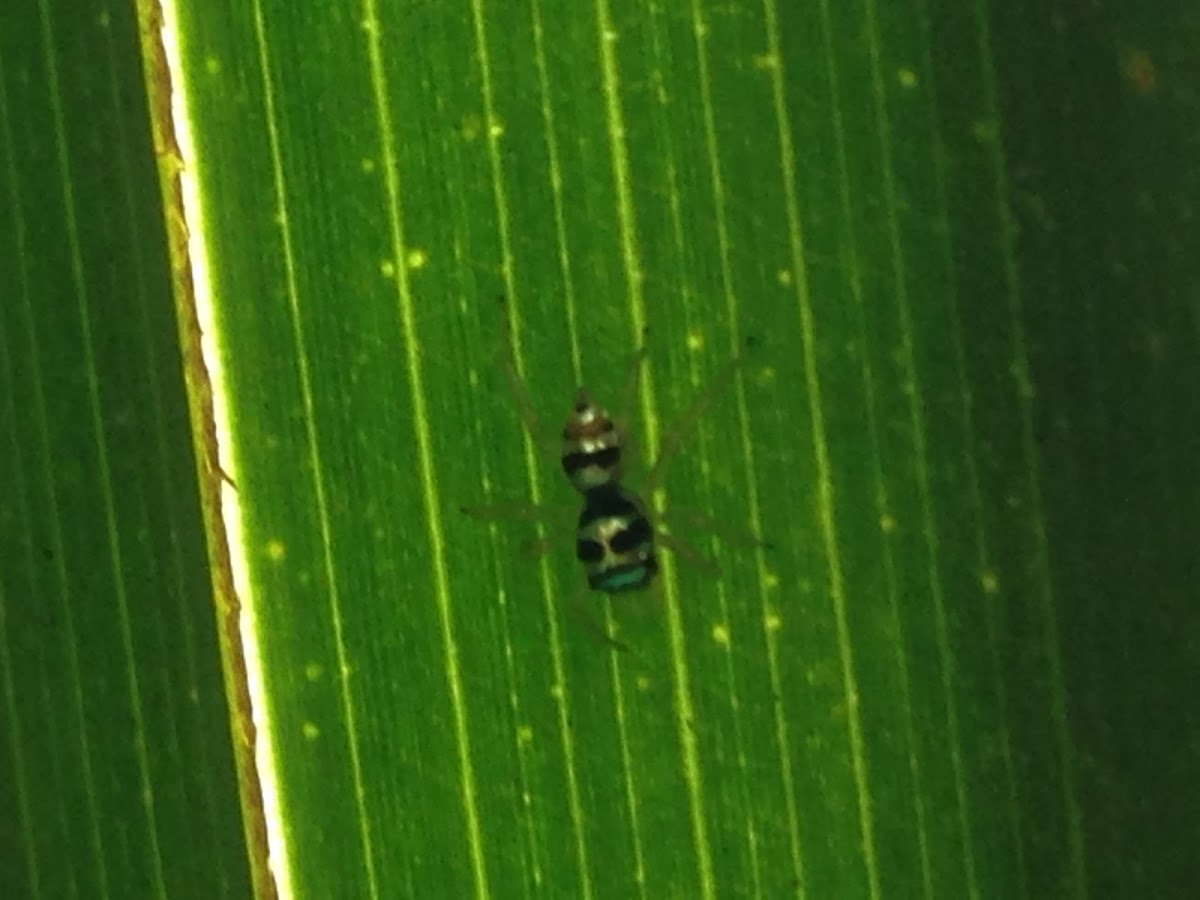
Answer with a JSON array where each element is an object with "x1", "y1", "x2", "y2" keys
[
  {"x1": 0, "y1": 2, "x2": 254, "y2": 898},
  {"x1": 169, "y1": 0, "x2": 1200, "y2": 896},
  {"x1": 5, "y1": 0, "x2": 1197, "y2": 898}
]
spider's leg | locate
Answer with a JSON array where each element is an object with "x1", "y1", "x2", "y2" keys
[
  {"x1": 656, "y1": 530, "x2": 720, "y2": 576},
  {"x1": 611, "y1": 327, "x2": 650, "y2": 475},
  {"x1": 460, "y1": 500, "x2": 571, "y2": 523},
  {"x1": 657, "y1": 505, "x2": 773, "y2": 550},
  {"x1": 519, "y1": 529, "x2": 574, "y2": 559},
  {"x1": 614, "y1": 327, "x2": 650, "y2": 430},
  {"x1": 643, "y1": 336, "x2": 757, "y2": 493},
  {"x1": 495, "y1": 295, "x2": 559, "y2": 460},
  {"x1": 565, "y1": 583, "x2": 629, "y2": 652}
]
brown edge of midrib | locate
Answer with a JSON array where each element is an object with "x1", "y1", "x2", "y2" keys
[{"x1": 135, "y1": 4, "x2": 276, "y2": 898}]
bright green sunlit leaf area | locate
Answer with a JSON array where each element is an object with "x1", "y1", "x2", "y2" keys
[{"x1": 167, "y1": 0, "x2": 1122, "y2": 898}]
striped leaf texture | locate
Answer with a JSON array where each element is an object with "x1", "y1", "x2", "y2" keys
[{"x1": 2, "y1": 1, "x2": 1197, "y2": 898}]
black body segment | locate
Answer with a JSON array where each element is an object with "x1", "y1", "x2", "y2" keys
[{"x1": 575, "y1": 483, "x2": 658, "y2": 594}]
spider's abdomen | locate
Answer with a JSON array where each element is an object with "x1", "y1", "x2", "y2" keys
[{"x1": 575, "y1": 483, "x2": 658, "y2": 593}]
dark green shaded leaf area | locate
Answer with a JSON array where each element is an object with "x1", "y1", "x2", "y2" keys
[
  {"x1": 0, "y1": 2, "x2": 253, "y2": 900},
  {"x1": 6, "y1": 0, "x2": 1192, "y2": 897}
]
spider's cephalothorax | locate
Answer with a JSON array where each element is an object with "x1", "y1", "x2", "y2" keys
[
  {"x1": 575, "y1": 482, "x2": 658, "y2": 593},
  {"x1": 560, "y1": 390, "x2": 623, "y2": 493}
]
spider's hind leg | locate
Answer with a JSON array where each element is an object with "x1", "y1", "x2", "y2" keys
[
  {"x1": 657, "y1": 505, "x2": 774, "y2": 552},
  {"x1": 655, "y1": 529, "x2": 720, "y2": 576},
  {"x1": 564, "y1": 583, "x2": 629, "y2": 652}
]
